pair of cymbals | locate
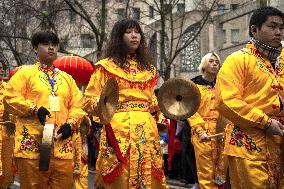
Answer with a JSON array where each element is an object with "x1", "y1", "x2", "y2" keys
[
  {"x1": 98, "y1": 77, "x2": 200, "y2": 123},
  {"x1": 97, "y1": 78, "x2": 119, "y2": 125},
  {"x1": 157, "y1": 77, "x2": 201, "y2": 120}
]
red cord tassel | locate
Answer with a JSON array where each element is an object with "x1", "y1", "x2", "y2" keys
[{"x1": 105, "y1": 123, "x2": 126, "y2": 164}]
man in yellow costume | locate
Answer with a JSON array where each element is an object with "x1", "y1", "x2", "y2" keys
[
  {"x1": 215, "y1": 6, "x2": 284, "y2": 189},
  {"x1": 83, "y1": 19, "x2": 168, "y2": 189},
  {"x1": 0, "y1": 60, "x2": 15, "y2": 188},
  {"x1": 3, "y1": 30, "x2": 86, "y2": 189},
  {"x1": 188, "y1": 53, "x2": 226, "y2": 189}
]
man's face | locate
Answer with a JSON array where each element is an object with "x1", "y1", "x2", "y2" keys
[
  {"x1": 123, "y1": 27, "x2": 141, "y2": 53},
  {"x1": 204, "y1": 55, "x2": 220, "y2": 76},
  {"x1": 252, "y1": 16, "x2": 284, "y2": 47},
  {"x1": 34, "y1": 42, "x2": 58, "y2": 64}
]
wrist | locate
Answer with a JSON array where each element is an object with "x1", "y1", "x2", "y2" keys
[
  {"x1": 198, "y1": 131, "x2": 207, "y2": 138},
  {"x1": 264, "y1": 118, "x2": 272, "y2": 130},
  {"x1": 30, "y1": 105, "x2": 38, "y2": 116}
]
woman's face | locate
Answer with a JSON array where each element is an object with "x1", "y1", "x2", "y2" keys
[
  {"x1": 123, "y1": 27, "x2": 141, "y2": 53},
  {"x1": 204, "y1": 55, "x2": 220, "y2": 75}
]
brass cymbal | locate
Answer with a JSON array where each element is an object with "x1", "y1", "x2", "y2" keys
[
  {"x1": 157, "y1": 77, "x2": 201, "y2": 120},
  {"x1": 97, "y1": 78, "x2": 119, "y2": 124}
]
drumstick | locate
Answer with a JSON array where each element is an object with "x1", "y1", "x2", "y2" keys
[
  {"x1": 207, "y1": 133, "x2": 223, "y2": 138},
  {"x1": 55, "y1": 133, "x2": 62, "y2": 140},
  {"x1": 0, "y1": 121, "x2": 14, "y2": 124}
]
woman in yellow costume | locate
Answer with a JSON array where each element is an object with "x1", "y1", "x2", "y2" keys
[
  {"x1": 83, "y1": 19, "x2": 168, "y2": 189},
  {"x1": 188, "y1": 53, "x2": 227, "y2": 189}
]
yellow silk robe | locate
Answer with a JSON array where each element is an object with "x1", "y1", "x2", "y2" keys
[
  {"x1": 0, "y1": 81, "x2": 14, "y2": 188},
  {"x1": 188, "y1": 77, "x2": 226, "y2": 189},
  {"x1": 84, "y1": 58, "x2": 168, "y2": 189},
  {"x1": 215, "y1": 42, "x2": 284, "y2": 188},
  {"x1": 4, "y1": 62, "x2": 86, "y2": 160}
]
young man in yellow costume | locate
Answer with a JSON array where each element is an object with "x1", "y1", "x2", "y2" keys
[
  {"x1": 83, "y1": 19, "x2": 168, "y2": 189},
  {"x1": 215, "y1": 7, "x2": 284, "y2": 189},
  {"x1": 0, "y1": 61, "x2": 15, "y2": 188},
  {"x1": 188, "y1": 53, "x2": 227, "y2": 189},
  {"x1": 3, "y1": 31, "x2": 86, "y2": 189}
]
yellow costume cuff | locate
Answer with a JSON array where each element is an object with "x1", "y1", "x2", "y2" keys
[{"x1": 256, "y1": 115, "x2": 270, "y2": 130}]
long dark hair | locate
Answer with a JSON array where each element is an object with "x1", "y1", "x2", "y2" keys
[{"x1": 104, "y1": 19, "x2": 152, "y2": 70}]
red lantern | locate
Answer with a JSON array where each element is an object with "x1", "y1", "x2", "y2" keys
[{"x1": 53, "y1": 55, "x2": 94, "y2": 87}]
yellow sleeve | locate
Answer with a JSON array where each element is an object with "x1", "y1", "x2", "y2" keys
[
  {"x1": 83, "y1": 65, "x2": 107, "y2": 117},
  {"x1": 214, "y1": 53, "x2": 269, "y2": 129},
  {"x1": 66, "y1": 76, "x2": 86, "y2": 128},
  {"x1": 3, "y1": 67, "x2": 35, "y2": 117},
  {"x1": 187, "y1": 112, "x2": 206, "y2": 136}
]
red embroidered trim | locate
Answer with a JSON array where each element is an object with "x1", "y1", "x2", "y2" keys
[
  {"x1": 151, "y1": 164, "x2": 165, "y2": 181},
  {"x1": 102, "y1": 147, "x2": 130, "y2": 183},
  {"x1": 105, "y1": 123, "x2": 126, "y2": 163},
  {"x1": 96, "y1": 65, "x2": 157, "y2": 90}
]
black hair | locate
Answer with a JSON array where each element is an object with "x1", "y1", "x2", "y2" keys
[
  {"x1": 249, "y1": 6, "x2": 284, "y2": 37},
  {"x1": 103, "y1": 18, "x2": 152, "y2": 70},
  {"x1": 31, "y1": 30, "x2": 59, "y2": 48}
]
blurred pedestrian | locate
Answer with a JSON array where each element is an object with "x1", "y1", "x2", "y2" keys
[
  {"x1": 0, "y1": 60, "x2": 15, "y2": 188},
  {"x1": 180, "y1": 121, "x2": 198, "y2": 186}
]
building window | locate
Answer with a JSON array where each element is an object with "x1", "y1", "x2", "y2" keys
[
  {"x1": 149, "y1": 6, "x2": 154, "y2": 18},
  {"x1": 177, "y1": 3, "x2": 185, "y2": 14},
  {"x1": 60, "y1": 38, "x2": 68, "y2": 49},
  {"x1": 180, "y1": 23, "x2": 201, "y2": 72},
  {"x1": 117, "y1": 8, "x2": 125, "y2": 20},
  {"x1": 217, "y1": 4, "x2": 225, "y2": 15},
  {"x1": 231, "y1": 29, "x2": 239, "y2": 44},
  {"x1": 80, "y1": 34, "x2": 94, "y2": 48},
  {"x1": 149, "y1": 32, "x2": 157, "y2": 67},
  {"x1": 231, "y1": 4, "x2": 238, "y2": 10},
  {"x1": 40, "y1": 1, "x2": 47, "y2": 10},
  {"x1": 222, "y1": 30, "x2": 226, "y2": 44},
  {"x1": 163, "y1": 4, "x2": 172, "y2": 13},
  {"x1": 132, "y1": 8, "x2": 140, "y2": 20},
  {"x1": 69, "y1": 10, "x2": 76, "y2": 23}
]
